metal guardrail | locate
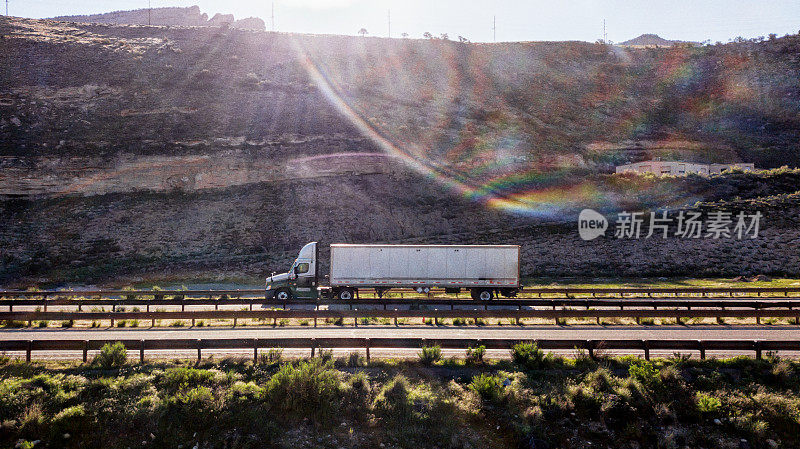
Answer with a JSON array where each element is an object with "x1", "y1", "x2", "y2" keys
[
  {"x1": 2, "y1": 298, "x2": 800, "y2": 311},
  {"x1": 0, "y1": 337, "x2": 796, "y2": 363},
  {"x1": 2, "y1": 307, "x2": 799, "y2": 327},
  {"x1": 1, "y1": 286, "x2": 799, "y2": 299}
]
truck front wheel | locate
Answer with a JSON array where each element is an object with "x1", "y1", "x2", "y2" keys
[
  {"x1": 337, "y1": 288, "x2": 356, "y2": 301},
  {"x1": 275, "y1": 288, "x2": 293, "y2": 301},
  {"x1": 471, "y1": 288, "x2": 493, "y2": 301}
]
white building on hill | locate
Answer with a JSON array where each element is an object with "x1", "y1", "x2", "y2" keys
[{"x1": 615, "y1": 160, "x2": 755, "y2": 176}]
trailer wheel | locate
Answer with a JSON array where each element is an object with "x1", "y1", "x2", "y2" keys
[
  {"x1": 471, "y1": 288, "x2": 493, "y2": 301},
  {"x1": 337, "y1": 288, "x2": 355, "y2": 301},
  {"x1": 275, "y1": 288, "x2": 293, "y2": 301}
]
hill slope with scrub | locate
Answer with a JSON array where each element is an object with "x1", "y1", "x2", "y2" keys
[{"x1": 0, "y1": 16, "x2": 799, "y2": 283}]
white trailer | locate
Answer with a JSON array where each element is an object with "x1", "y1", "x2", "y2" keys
[{"x1": 264, "y1": 242, "x2": 520, "y2": 301}]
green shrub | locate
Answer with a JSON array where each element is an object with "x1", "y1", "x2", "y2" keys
[
  {"x1": 346, "y1": 351, "x2": 365, "y2": 367},
  {"x1": 258, "y1": 349, "x2": 283, "y2": 365},
  {"x1": 160, "y1": 367, "x2": 215, "y2": 392},
  {"x1": 373, "y1": 375, "x2": 414, "y2": 422},
  {"x1": 418, "y1": 345, "x2": 442, "y2": 365},
  {"x1": 116, "y1": 320, "x2": 127, "y2": 327},
  {"x1": 169, "y1": 320, "x2": 186, "y2": 327},
  {"x1": 51, "y1": 405, "x2": 90, "y2": 435},
  {"x1": 628, "y1": 359, "x2": 660, "y2": 387},
  {"x1": 264, "y1": 359, "x2": 341, "y2": 421},
  {"x1": 466, "y1": 345, "x2": 486, "y2": 364},
  {"x1": 36, "y1": 320, "x2": 47, "y2": 328},
  {"x1": 511, "y1": 342, "x2": 545, "y2": 369},
  {"x1": 196, "y1": 320, "x2": 205, "y2": 327},
  {"x1": 696, "y1": 392, "x2": 722, "y2": 415},
  {"x1": 316, "y1": 348, "x2": 334, "y2": 363},
  {"x1": 299, "y1": 319, "x2": 310, "y2": 326},
  {"x1": 452, "y1": 317, "x2": 466, "y2": 326},
  {"x1": 61, "y1": 319, "x2": 74, "y2": 328},
  {"x1": 3, "y1": 320, "x2": 26, "y2": 328},
  {"x1": 92, "y1": 342, "x2": 127, "y2": 369},
  {"x1": 469, "y1": 373, "x2": 503, "y2": 402}
]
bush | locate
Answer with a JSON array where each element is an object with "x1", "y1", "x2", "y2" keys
[
  {"x1": 628, "y1": 359, "x2": 660, "y2": 387},
  {"x1": 264, "y1": 359, "x2": 341, "y2": 421},
  {"x1": 373, "y1": 375, "x2": 414, "y2": 422},
  {"x1": 511, "y1": 342, "x2": 545, "y2": 369},
  {"x1": 92, "y1": 342, "x2": 127, "y2": 368},
  {"x1": 696, "y1": 392, "x2": 722, "y2": 415},
  {"x1": 469, "y1": 373, "x2": 503, "y2": 402},
  {"x1": 418, "y1": 345, "x2": 442, "y2": 365},
  {"x1": 160, "y1": 367, "x2": 215, "y2": 392},
  {"x1": 3, "y1": 320, "x2": 26, "y2": 328},
  {"x1": 466, "y1": 345, "x2": 486, "y2": 364},
  {"x1": 258, "y1": 348, "x2": 283, "y2": 365}
]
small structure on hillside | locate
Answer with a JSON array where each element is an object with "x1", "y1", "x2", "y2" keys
[{"x1": 615, "y1": 160, "x2": 755, "y2": 176}]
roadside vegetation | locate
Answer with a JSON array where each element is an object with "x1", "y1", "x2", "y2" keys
[{"x1": 0, "y1": 343, "x2": 798, "y2": 448}]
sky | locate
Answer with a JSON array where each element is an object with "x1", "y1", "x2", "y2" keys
[{"x1": 8, "y1": 0, "x2": 800, "y2": 44}]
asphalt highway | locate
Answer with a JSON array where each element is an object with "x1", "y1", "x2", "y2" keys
[
  {"x1": 2, "y1": 325, "x2": 798, "y2": 360},
  {"x1": 2, "y1": 324, "x2": 800, "y2": 341}
]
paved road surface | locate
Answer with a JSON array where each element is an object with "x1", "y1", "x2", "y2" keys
[
  {"x1": 2, "y1": 324, "x2": 800, "y2": 341},
  {"x1": 3, "y1": 325, "x2": 797, "y2": 360}
]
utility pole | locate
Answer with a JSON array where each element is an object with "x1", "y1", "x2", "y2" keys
[
  {"x1": 271, "y1": 2, "x2": 275, "y2": 31},
  {"x1": 492, "y1": 15, "x2": 496, "y2": 42},
  {"x1": 603, "y1": 19, "x2": 607, "y2": 43},
  {"x1": 5, "y1": 0, "x2": 9, "y2": 16},
  {"x1": 388, "y1": 9, "x2": 391, "y2": 38},
  {"x1": 148, "y1": 0, "x2": 151, "y2": 26}
]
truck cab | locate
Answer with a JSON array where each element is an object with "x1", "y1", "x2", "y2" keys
[{"x1": 265, "y1": 242, "x2": 320, "y2": 300}]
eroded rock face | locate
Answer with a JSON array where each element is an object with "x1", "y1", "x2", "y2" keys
[
  {"x1": 1, "y1": 17, "x2": 799, "y2": 284},
  {"x1": 51, "y1": 6, "x2": 265, "y2": 30}
]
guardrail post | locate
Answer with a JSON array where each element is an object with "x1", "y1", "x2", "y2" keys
[
  {"x1": 151, "y1": 318, "x2": 155, "y2": 328},
  {"x1": 192, "y1": 318, "x2": 195, "y2": 327},
  {"x1": 587, "y1": 340, "x2": 594, "y2": 360},
  {"x1": 755, "y1": 306, "x2": 761, "y2": 325},
  {"x1": 314, "y1": 315, "x2": 317, "y2": 327},
  {"x1": 311, "y1": 338, "x2": 316, "y2": 358},
  {"x1": 140, "y1": 340, "x2": 145, "y2": 363},
  {"x1": 365, "y1": 338, "x2": 371, "y2": 363},
  {"x1": 754, "y1": 341, "x2": 762, "y2": 360},
  {"x1": 43, "y1": 301, "x2": 47, "y2": 312},
  {"x1": 83, "y1": 340, "x2": 89, "y2": 363},
  {"x1": 394, "y1": 309, "x2": 398, "y2": 327},
  {"x1": 642, "y1": 340, "x2": 650, "y2": 361},
  {"x1": 26, "y1": 340, "x2": 32, "y2": 363},
  {"x1": 698, "y1": 340, "x2": 705, "y2": 360},
  {"x1": 110, "y1": 316, "x2": 115, "y2": 327},
  {"x1": 196, "y1": 339, "x2": 202, "y2": 362},
  {"x1": 233, "y1": 317, "x2": 237, "y2": 327},
  {"x1": 253, "y1": 339, "x2": 258, "y2": 363}
]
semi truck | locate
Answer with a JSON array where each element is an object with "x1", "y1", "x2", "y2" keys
[{"x1": 265, "y1": 242, "x2": 520, "y2": 301}]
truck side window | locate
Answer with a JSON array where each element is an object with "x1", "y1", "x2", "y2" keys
[{"x1": 295, "y1": 263, "x2": 310, "y2": 274}]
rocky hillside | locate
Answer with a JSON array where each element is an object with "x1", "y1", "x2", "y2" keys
[
  {"x1": 51, "y1": 6, "x2": 265, "y2": 31},
  {"x1": 618, "y1": 34, "x2": 699, "y2": 47},
  {"x1": 0, "y1": 16, "x2": 798, "y2": 284}
]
